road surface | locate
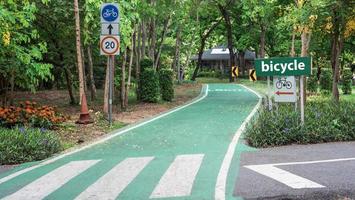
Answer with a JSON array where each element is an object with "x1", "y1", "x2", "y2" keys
[{"x1": 0, "y1": 84, "x2": 260, "y2": 200}]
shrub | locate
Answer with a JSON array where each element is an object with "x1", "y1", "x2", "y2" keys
[
  {"x1": 0, "y1": 101, "x2": 67, "y2": 129},
  {"x1": 342, "y1": 68, "x2": 352, "y2": 95},
  {"x1": 244, "y1": 100, "x2": 355, "y2": 148},
  {"x1": 0, "y1": 127, "x2": 62, "y2": 164},
  {"x1": 158, "y1": 69, "x2": 174, "y2": 101},
  {"x1": 319, "y1": 68, "x2": 332, "y2": 94},
  {"x1": 307, "y1": 69, "x2": 318, "y2": 93},
  {"x1": 139, "y1": 68, "x2": 160, "y2": 103},
  {"x1": 137, "y1": 58, "x2": 154, "y2": 100},
  {"x1": 140, "y1": 58, "x2": 154, "y2": 72}
]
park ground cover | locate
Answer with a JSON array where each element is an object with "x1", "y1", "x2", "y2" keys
[
  {"x1": 197, "y1": 77, "x2": 355, "y2": 147},
  {"x1": 0, "y1": 83, "x2": 201, "y2": 165}
]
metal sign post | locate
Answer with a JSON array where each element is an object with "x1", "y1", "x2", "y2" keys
[
  {"x1": 100, "y1": 3, "x2": 120, "y2": 125},
  {"x1": 267, "y1": 76, "x2": 272, "y2": 111},
  {"x1": 300, "y1": 75, "x2": 305, "y2": 125},
  {"x1": 108, "y1": 56, "x2": 113, "y2": 126}
]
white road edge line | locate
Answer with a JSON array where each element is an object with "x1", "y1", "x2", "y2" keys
[
  {"x1": 271, "y1": 157, "x2": 355, "y2": 166},
  {"x1": 215, "y1": 84, "x2": 262, "y2": 200},
  {"x1": 0, "y1": 85, "x2": 209, "y2": 185},
  {"x1": 243, "y1": 149, "x2": 355, "y2": 189},
  {"x1": 245, "y1": 164, "x2": 325, "y2": 189}
]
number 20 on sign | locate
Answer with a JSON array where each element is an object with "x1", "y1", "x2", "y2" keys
[{"x1": 100, "y1": 36, "x2": 120, "y2": 55}]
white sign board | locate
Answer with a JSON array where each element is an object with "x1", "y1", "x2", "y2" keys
[
  {"x1": 273, "y1": 76, "x2": 297, "y2": 102},
  {"x1": 100, "y1": 36, "x2": 120, "y2": 55},
  {"x1": 101, "y1": 3, "x2": 120, "y2": 23},
  {"x1": 101, "y1": 23, "x2": 119, "y2": 35}
]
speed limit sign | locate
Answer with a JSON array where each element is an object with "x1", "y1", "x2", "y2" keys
[{"x1": 100, "y1": 36, "x2": 120, "y2": 55}]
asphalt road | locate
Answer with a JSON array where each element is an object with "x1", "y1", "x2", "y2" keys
[{"x1": 234, "y1": 142, "x2": 355, "y2": 200}]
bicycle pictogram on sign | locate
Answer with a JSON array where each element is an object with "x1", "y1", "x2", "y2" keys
[
  {"x1": 275, "y1": 77, "x2": 292, "y2": 89},
  {"x1": 101, "y1": 4, "x2": 119, "y2": 22}
]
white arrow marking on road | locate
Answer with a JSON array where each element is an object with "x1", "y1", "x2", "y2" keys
[
  {"x1": 3, "y1": 160, "x2": 100, "y2": 200},
  {"x1": 150, "y1": 154, "x2": 204, "y2": 198},
  {"x1": 245, "y1": 157, "x2": 355, "y2": 189},
  {"x1": 245, "y1": 165, "x2": 325, "y2": 189},
  {"x1": 75, "y1": 157, "x2": 154, "y2": 200}
]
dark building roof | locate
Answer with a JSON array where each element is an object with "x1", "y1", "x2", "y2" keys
[{"x1": 191, "y1": 45, "x2": 255, "y2": 61}]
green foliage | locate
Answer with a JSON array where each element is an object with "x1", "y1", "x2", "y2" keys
[
  {"x1": 319, "y1": 68, "x2": 332, "y2": 94},
  {"x1": 342, "y1": 68, "x2": 352, "y2": 95},
  {"x1": 140, "y1": 58, "x2": 154, "y2": 72},
  {"x1": 0, "y1": 127, "x2": 62, "y2": 165},
  {"x1": 139, "y1": 68, "x2": 160, "y2": 103},
  {"x1": 0, "y1": 1, "x2": 53, "y2": 92},
  {"x1": 245, "y1": 100, "x2": 355, "y2": 148},
  {"x1": 159, "y1": 69, "x2": 174, "y2": 101},
  {"x1": 197, "y1": 71, "x2": 217, "y2": 78},
  {"x1": 307, "y1": 69, "x2": 318, "y2": 93}
]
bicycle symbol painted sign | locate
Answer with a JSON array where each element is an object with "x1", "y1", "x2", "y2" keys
[
  {"x1": 101, "y1": 3, "x2": 119, "y2": 23},
  {"x1": 273, "y1": 76, "x2": 297, "y2": 102}
]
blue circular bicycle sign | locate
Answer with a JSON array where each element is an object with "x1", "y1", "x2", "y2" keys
[{"x1": 101, "y1": 4, "x2": 119, "y2": 22}]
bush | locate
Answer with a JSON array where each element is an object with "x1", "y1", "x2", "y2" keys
[
  {"x1": 0, "y1": 101, "x2": 67, "y2": 129},
  {"x1": 307, "y1": 69, "x2": 318, "y2": 93},
  {"x1": 0, "y1": 127, "x2": 62, "y2": 164},
  {"x1": 140, "y1": 58, "x2": 154, "y2": 72},
  {"x1": 342, "y1": 68, "x2": 352, "y2": 95},
  {"x1": 137, "y1": 58, "x2": 154, "y2": 100},
  {"x1": 197, "y1": 71, "x2": 219, "y2": 78},
  {"x1": 139, "y1": 68, "x2": 160, "y2": 103},
  {"x1": 245, "y1": 100, "x2": 355, "y2": 148},
  {"x1": 319, "y1": 68, "x2": 332, "y2": 94},
  {"x1": 159, "y1": 69, "x2": 174, "y2": 101}
]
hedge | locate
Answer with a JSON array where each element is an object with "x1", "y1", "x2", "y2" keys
[
  {"x1": 139, "y1": 68, "x2": 160, "y2": 103},
  {"x1": 342, "y1": 68, "x2": 352, "y2": 95},
  {"x1": 159, "y1": 69, "x2": 174, "y2": 101}
]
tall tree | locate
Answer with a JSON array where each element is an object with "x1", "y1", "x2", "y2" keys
[{"x1": 74, "y1": 0, "x2": 85, "y2": 104}]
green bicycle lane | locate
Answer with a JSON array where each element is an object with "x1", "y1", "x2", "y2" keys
[{"x1": 0, "y1": 84, "x2": 260, "y2": 200}]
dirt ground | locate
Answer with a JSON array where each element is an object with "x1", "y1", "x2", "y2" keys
[{"x1": 12, "y1": 83, "x2": 202, "y2": 148}]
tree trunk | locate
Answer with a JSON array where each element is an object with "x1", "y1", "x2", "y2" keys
[
  {"x1": 9, "y1": 70, "x2": 15, "y2": 105},
  {"x1": 301, "y1": 29, "x2": 311, "y2": 102},
  {"x1": 218, "y1": 3, "x2": 235, "y2": 82},
  {"x1": 150, "y1": 18, "x2": 156, "y2": 64},
  {"x1": 74, "y1": 0, "x2": 85, "y2": 104},
  {"x1": 137, "y1": 21, "x2": 142, "y2": 63},
  {"x1": 290, "y1": 31, "x2": 296, "y2": 57},
  {"x1": 125, "y1": 29, "x2": 135, "y2": 108},
  {"x1": 259, "y1": 25, "x2": 266, "y2": 58},
  {"x1": 191, "y1": 38, "x2": 206, "y2": 81},
  {"x1": 239, "y1": 52, "x2": 245, "y2": 76},
  {"x1": 87, "y1": 45, "x2": 96, "y2": 101},
  {"x1": 154, "y1": 17, "x2": 170, "y2": 70},
  {"x1": 191, "y1": 19, "x2": 221, "y2": 81},
  {"x1": 172, "y1": 25, "x2": 181, "y2": 71},
  {"x1": 121, "y1": 49, "x2": 128, "y2": 110},
  {"x1": 64, "y1": 66, "x2": 76, "y2": 105},
  {"x1": 81, "y1": 47, "x2": 87, "y2": 94},
  {"x1": 141, "y1": 21, "x2": 146, "y2": 58}
]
